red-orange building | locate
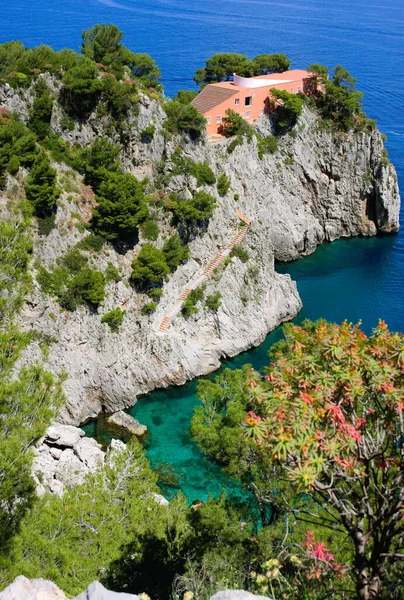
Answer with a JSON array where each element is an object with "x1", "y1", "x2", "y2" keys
[{"x1": 192, "y1": 69, "x2": 314, "y2": 136}]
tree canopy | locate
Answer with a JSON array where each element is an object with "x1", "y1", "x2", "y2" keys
[
  {"x1": 194, "y1": 52, "x2": 290, "y2": 85},
  {"x1": 192, "y1": 320, "x2": 404, "y2": 600},
  {"x1": 131, "y1": 244, "x2": 170, "y2": 288}
]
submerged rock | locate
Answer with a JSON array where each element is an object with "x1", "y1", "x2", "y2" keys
[{"x1": 100, "y1": 411, "x2": 148, "y2": 442}]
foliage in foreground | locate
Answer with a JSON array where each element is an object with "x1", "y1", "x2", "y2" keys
[{"x1": 192, "y1": 320, "x2": 404, "y2": 600}]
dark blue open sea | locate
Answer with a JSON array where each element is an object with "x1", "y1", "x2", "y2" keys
[{"x1": 5, "y1": 0, "x2": 404, "y2": 500}]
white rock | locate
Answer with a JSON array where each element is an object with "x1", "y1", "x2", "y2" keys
[
  {"x1": 152, "y1": 493, "x2": 169, "y2": 506},
  {"x1": 46, "y1": 424, "x2": 85, "y2": 448},
  {"x1": 74, "y1": 438, "x2": 105, "y2": 470},
  {"x1": 55, "y1": 449, "x2": 88, "y2": 487},
  {"x1": 0, "y1": 576, "x2": 68, "y2": 599},
  {"x1": 49, "y1": 447, "x2": 63, "y2": 460},
  {"x1": 74, "y1": 580, "x2": 140, "y2": 599},
  {"x1": 49, "y1": 479, "x2": 65, "y2": 497}
]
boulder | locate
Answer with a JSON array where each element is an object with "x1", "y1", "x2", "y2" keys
[
  {"x1": 152, "y1": 493, "x2": 169, "y2": 506},
  {"x1": 210, "y1": 592, "x2": 274, "y2": 600},
  {"x1": 74, "y1": 581, "x2": 140, "y2": 599},
  {"x1": 55, "y1": 448, "x2": 88, "y2": 487},
  {"x1": 74, "y1": 438, "x2": 104, "y2": 470},
  {"x1": 46, "y1": 424, "x2": 85, "y2": 448},
  {"x1": 0, "y1": 576, "x2": 68, "y2": 599},
  {"x1": 100, "y1": 412, "x2": 148, "y2": 442}
]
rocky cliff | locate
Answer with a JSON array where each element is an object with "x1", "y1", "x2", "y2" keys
[{"x1": 0, "y1": 80, "x2": 400, "y2": 426}]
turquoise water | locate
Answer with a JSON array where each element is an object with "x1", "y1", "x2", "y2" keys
[{"x1": 6, "y1": 0, "x2": 403, "y2": 500}]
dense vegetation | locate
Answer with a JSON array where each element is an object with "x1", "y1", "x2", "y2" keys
[
  {"x1": 194, "y1": 52, "x2": 291, "y2": 85},
  {"x1": 191, "y1": 320, "x2": 404, "y2": 600}
]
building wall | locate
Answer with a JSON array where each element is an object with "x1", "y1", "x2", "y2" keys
[{"x1": 202, "y1": 76, "x2": 311, "y2": 136}]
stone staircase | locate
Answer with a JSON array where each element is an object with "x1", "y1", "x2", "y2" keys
[{"x1": 157, "y1": 211, "x2": 251, "y2": 334}]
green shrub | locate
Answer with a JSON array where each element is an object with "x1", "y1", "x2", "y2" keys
[
  {"x1": 181, "y1": 287, "x2": 204, "y2": 317},
  {"x1": 173, "y1": 191, "x2": 216, "y2": 223},
  {"x1": 220, "y1": 110, "x2": 254, "y2": 141},
  {"x1": 141, "y1": 301, "x2": 157, "y2": 315},
  {"x1": 79, "y1": 233, "x2": 105, "y2": 252},
  {"x1": 174, "y1": 90, "x2": 198, "y2": 104},
  {"x1": 195, "y1": 161, "x2": 216, "y2": 186},
  {"x1": 7, "y1": 155, "x2": 20, "y2": 175},
  {"x1": 105, "y1": 262, "x2": 121, "y2": 282},
  {"x1": 162, "y1": 234, "x2": 189, "y2": 271},
  {"x1": 227, "y1": 135, "x2": 243, "y2": 154},
  {"x1": 163, "y1": 100, "x2": 206, "y2": 139},
  {"x1": 230, "y1": 246, "x2": 249, "y2": 263},
  {"x1": 37, "y1": 266, "x2": 68, "y2": 297},
  {"x1": 92, "y1": 171, "x2": 148, "y2": 242},
  {"x1": 131, "y1": 244, "x2": 169, "y2": 288},
  {"x1": 257, "y1": 135, "x2": 278, "y2": 158},
  {"x1": 101, "y1": 307, "x2": 124, "y2": 332},
  {"x1": 147, "y1": 287, "x2": 163, "y2": 300},
  {"x1": 25, "y1": 152, "x2": 59, "y2": 217},
  {"x1": 69, "y1": 269, "x2": 105, "y2": 307},
  {"x1": 36, "y1": 214, "x2": 56, "y2": 236},
  {"x1": 140, "y1": 218, "x2": 159, "y2": 241},
  {"x1": 217, "y1": 173, "x2": 230, "y2": 197},
  {"x1": 60, "y1": 248, "x2": 88, "y2": 273},
  {"x1": 205, "y1": 291, "x2": 222, "y2": 312},
  {"x1": 270, "y1": 88, "x2": 303, "y2": 130},
  {"x1": 29, "y1": 80, "x2": 53, "y2": 139}
]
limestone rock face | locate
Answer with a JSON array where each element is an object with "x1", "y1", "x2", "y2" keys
[{"x1": 1, "y1": 83, "x2": 399, "y2": 426}]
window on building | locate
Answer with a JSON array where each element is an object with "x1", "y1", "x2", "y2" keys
[
  {"x1": 297, "y1": 87, "x2": 301, "y2": 93},
  {"x1": 216, "y1": 115, "x2": 221, "y2": 124},
  {"x1": 206, "y1": 116, "x2": 211, "y2": 125},
  {"x1": 290, "y1": 88, "x2": 294, "y2": 93},
  {"x1": 245, "y1": 96, "x2": 252, "y2": 106},
  {"x1": 245, "y1": 111, "x2": 251, "y2": 119},
  {"x1": 235, "y1": 98, "x2": 240, "y2": 105}
]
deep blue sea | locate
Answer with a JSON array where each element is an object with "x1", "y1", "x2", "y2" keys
[{"x1": 5, "y1": 0, "x2": 403, "y2": 501}]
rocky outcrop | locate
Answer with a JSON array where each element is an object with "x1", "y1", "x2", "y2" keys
[
  {"x1": 1, "y1": 84, "x2": 399, "y2": 425},
  {"x1": 99, "y1": 411, "x2": 148, "y2": 441},
  {"x1": 0, "y1": 578, "x2": 272, "y2": 600},
  {"x1": 0, "y1": 577, "x2": 142, "y2": 600},
  {"x1": 32, "y1": 424, "x2": 106, "y2": 495}
]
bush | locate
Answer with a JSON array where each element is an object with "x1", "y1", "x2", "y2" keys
[
  {"x1": 270, "y1": 88, "x2": 303, "y2": 130},
  {"x1": 105, "y1": 262, "x2": 121, "y2": 282},
  {"x1": 37, "y1": 266, "x2": 68, "y2": 297},
  {"x1": 80, "y1": 137, "x2": 120, "y2": 190},
  {"x1": 195, "y1": 161, "x2": 216, "y2": 186},
  {"x1": 181, "y1": 287, "x2": 204, "y2": 317},
  {"x1": 69, "y1": 269, "x2": 105, "y2": 307},
  {"x1": 131, "y1": 244, "x2": 169, "y2": 288},
  {"x1": 162, "y1": 234, "x2": 189, "y2": 271},
  {"x1": 227, "y1": 135, "x2": 243, "y2": 154},
  {"x1": 163, "y1": 101, "x2": 206, "y2": 139},
  {"x1": 217, "y1": 173, "x2": 230, "y2": 197},
  {"x1": 36, "y1": 214, "x2": 56, "y2": 236},
  {"x1": 147, "y1": 288, "x2": 163, "y2": 300},
  {"x1": 257, "y1": 135, "x2": 278, "y2": 158},
  {"x1": 205, "y1": 291, "x2": 222, "y2": 312},
  {"x1": 140, "y1": 218, "x2": 159, "y2": 241},
  {"x1": 60, "y1": 248, "x2": 88, "y2": 273},
  {"x1": 79, "y1": 233, "x2": 105, "y2": 252},
  {"x1": 25, "y1": 152, "x2": 59, "y2": 217},
  {"x1": 230, "y1": 245, "x2": 249, "y2": 263},
  {"x1": 220, "y1": 110, "x2": 254, "y2": 141},
  {"x1": 174, "y1": 90, "x2": 198, "y2": 104},
  {"x1": 141, "y1": 301, "x2": 157, "y2": 315},
  {"x1": 173, "y1": 191, "x2": 216, "y2": 223},
  {"x1": 7, "y1": 155, "x2": 19, "y2": 175},
  {"x1": 101, "y1": 307, "x2": 124, "y2": 332},
  {"x1": 29, "y1": 80, "x2": 53, "y2": 139},
  {"x1": 92, "y1": 172, "x2": 148, "y2": 242}
]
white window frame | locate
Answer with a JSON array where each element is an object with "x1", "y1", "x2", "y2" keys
[
  {"x1": 216, "y1": 115, "x2": 222, "y2": 124},
  {"x1": 235, "y1": 98, "x2": 240, "y2": 105},
  {"x1": 206, "y1": 116, "x2": 211, "y2": 125},
  {"x1": 245, "y1": 111, "x2": 251, "y2": 119},
  {"x1": 245, "y1": 96, "x2": 252, "y2": 106}
]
